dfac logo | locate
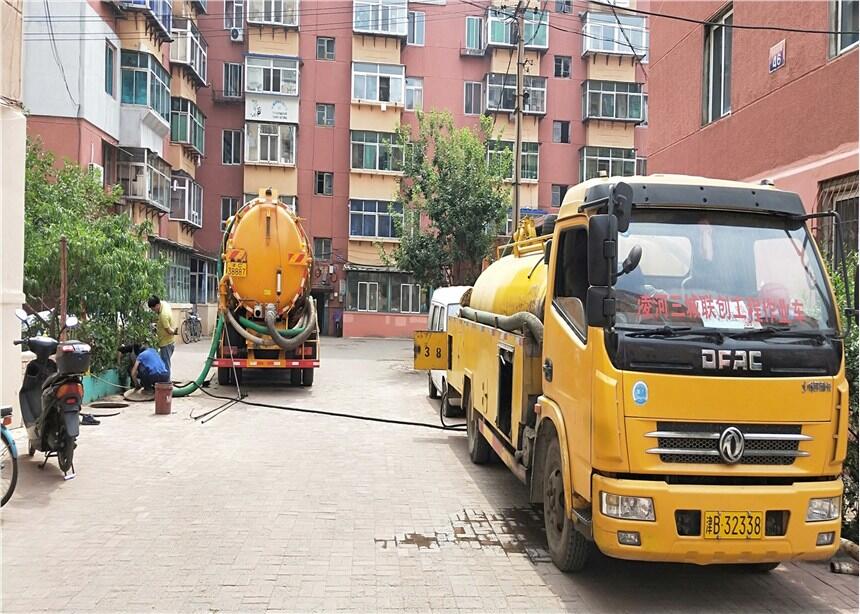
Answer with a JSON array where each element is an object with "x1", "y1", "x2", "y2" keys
[
  {"x1": 718, "y1": 427, "x2": 745, "y2": 464},
  {"x1": 702, "y1": 349, "x2": 762, "y2": 371}
]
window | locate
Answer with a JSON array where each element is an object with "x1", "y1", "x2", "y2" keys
[
  {"x1": 316, "y1": 103, "x2": 335, "y2": 126},
  {"x1": 352, "y1": 62, "x2": 405, "y2": 104},
  {"x1": 353, "y1": 0, "x2": 408, "y2": 36},
  {"x1": 170, "y1": 173, "x2": 203, "y2": 228},
  {"x1": 704, "y1": 8, "x2": 732, "y2": 123},
  {"x1": 245, "y1": 122, "x2": 296, "y2": 165},
  {"x1": 553, "y1": 227, "x2": 589, "y2": 337},
  {"x1": 552, "y1": 184, "x2": 568, "y2": 207},
  {"x1": 408, "y1": 11, "x2": 425, "y2": 45},
  {"x1": 171, "y1": 98, "x2": 205, "y2": 154},
  {"x1": 465, "y1": 16, "x2": 484, "y2": 50},
  {"x1": 487, "y1": 7, "x2": 548, "y2": 49},
  {"x1": 151, "y1": 243, "x2": 191, "y2": 304},
  {"x1": 464, "y1": 82, "x2": 482, "y2": 115},
  {"x1": 314, "y1": 238, "x2": 332, "y2": 261},
  {"x1": 833, "y1": 0, "x2": 859, "y2": 54},
  {"x1": 170, "y1": 17, "x2": 208, "y2": 85},
  {"x1": 582, "y1": 80, "x2": 645, "y2": 121},
  {"x1": 815, "y1": 173, "x2": 859, "y2": 263},
  {"x1": 221, "y1": 196, "x2": 240, "y2": 230},
  {"x1": 555, "y1": 0, "x2": 571, "y2": 13},
  {"x1": 347, "y1": 271, "x2": 430, "y2": 313},
  {"x1": 487, "y1": 141, "x2": 539, "y2": 180},
  {"x1": 582, "y1": 13, "x2": 648, "y2": 58},
  {"x1": 117, "y1": 148, "x2": 171, "y2": 211},
  {"x1": 105, "y1": 42, "x2": 115, "y2": 96},
  {"x1": 191, "y1": 258, "x2": 218, "y2": 304},
  {"x1": 405, "y1": 77, "x2": 423, "y2": 111},
  {"x1": 552, "y1": 120, "x2": 570, "y2": 144},
  {"x1": 120, "y1": 50, "x2": 171, "y2": 121},
  {"x1": 316, "y1": 36, "x2": 335, "y2": 61},
  {"x1": 247, "y1": 0, "x2": 298, "y2": 26},
  {"x1": 486, "y1": 73, "x2": 546, "y2": 114},
  {"x1": 349, "y1": 200, "x2": 403, "y2": 238},
  {"x1": 224, "y1": 0, "x2": 243, "y2": 29},
  {"x1": 580, "y1": 146, "x2": 636, "y2": 180},
  {"x1": 246, "y1": 55, "x2": 299, "y2": 96},
  {"x1": 222, "y1": 129, "x2": 242, "y2": 164},
  {"x1": 350, "y1": 131, "x2": 404, "y2": 172},
  {"x1": 315, "y1": 171, "x2": 333, "y2": 196},
  {"x1": 223, "y1": 63, "x2": 242, "y2": 97},
  {"x1": 554, "y1": 55, "x2": 570, "y2": 78},
  {"x1": 636, "y1": 157, "x2": 647, "y2": 175}
]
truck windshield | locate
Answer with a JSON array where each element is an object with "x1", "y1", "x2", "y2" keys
[{"x1": 614, "y1": 210, "x2": 837, "y2": 332}]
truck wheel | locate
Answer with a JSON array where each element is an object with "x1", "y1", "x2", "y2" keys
[
  {"x1": 441, "y1": 384, "x2": 458, "y2": 418},
  {"x1": 467, "y1": 405, "x2": 491, "y2": 464},
  {"x1": 301, "y1": 368, "x2": 314, "y2": 387},
  {"x1": 217, "y1": 368, "x2": 230, "y2": 386},
  {"x1": 428, "y1": 374, "x2": 439, "y2": 399},
  {"x1": 290, "y1": 369, "x2": 302, "y2": 386},
  {"x1": 543, "y1": 437, "x2": 589, "y2": 572}
]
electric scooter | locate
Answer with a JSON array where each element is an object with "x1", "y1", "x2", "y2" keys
[{"x1": 15, "y1": 310, "x2": 90, "y2": 478}]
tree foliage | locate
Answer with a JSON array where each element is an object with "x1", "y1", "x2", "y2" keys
[
  {"x1": 830, "y1": 251, "x2": 859, "y2": 542},
  {"x1": 24, "y1": 140, "x2": 165, "y2": 373},
  {"x1": 389, "y1": 111, "x2": 512, "y2": 287}
]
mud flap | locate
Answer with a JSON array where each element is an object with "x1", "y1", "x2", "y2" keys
[{"x1": 63, "y1": 408, "x2": 80, "y2": 439}]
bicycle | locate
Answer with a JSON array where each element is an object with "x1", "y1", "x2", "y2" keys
[
  {"x1": 1, "y1": 406, "x2": 18, "y2": 507},
  {"x1": 180, "y1": 306, "x2": 203, "y2": 344}
]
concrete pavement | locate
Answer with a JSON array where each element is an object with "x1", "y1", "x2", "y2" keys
[{"x1": 1, "y1": 338, "x2": 857, "y2": 613}]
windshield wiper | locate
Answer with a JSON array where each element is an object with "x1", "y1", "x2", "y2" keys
[
  {"x1": 725, "y1": 326, "x2": 831, "y2": 343},
  {"x1": 617, "y1": 325, "x2": 725, "y2": 343}
]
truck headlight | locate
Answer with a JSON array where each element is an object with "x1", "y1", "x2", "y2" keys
[
  {"x1": 600, "y1": 492, "x2": 655, "y2": 521},
  {"x1": 806, "y1": 497, "x2": 840, "y2": 522}
]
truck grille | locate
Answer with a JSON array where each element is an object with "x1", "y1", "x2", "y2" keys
[{"x1": 646, "y1": 422, "x2": 810, "y2": 466}]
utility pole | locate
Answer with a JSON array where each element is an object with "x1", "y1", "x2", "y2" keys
[
  {"x1": 59, "y1": 235, "x2": 68, "y2": 341},
  {"x1": 512, "y1": 1, "x2": 525, "y2": 234}
]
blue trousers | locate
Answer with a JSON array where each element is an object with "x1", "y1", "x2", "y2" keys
[{"x1": 159, "y1": 343, "x2": 175, "y2": 379}]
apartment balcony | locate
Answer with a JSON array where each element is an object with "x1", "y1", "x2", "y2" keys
[
  {"x1": 486, "y1": 7, "x2": 548, "y2": 52},
  {"x1": 170, "y1": 173, "x2": 203, "y2": 229},
  {"x1": 353, "y1": 0, "x2": 408, "y2": 38},
  {"x1": 170, "y1": 17, "x2": 208, "y2": 87},
  {"x1": 117, "y1": 148, "x2": 172, "y2": 213},
  {"x1": 247, "y1": 0, "x2": 299, "y2": 29},
  {"x1": 105, "y1": 0, "x2": 173, "y2": 41},
  {"x1": 581, "y1": 12, "x2": 649, "y2": 61},
  {"x1": 170, "y1": 97, "x2": 205, "y2": 158},
  {"x1": 484, "y1": 73, "x2": 547, "y2": 116}
]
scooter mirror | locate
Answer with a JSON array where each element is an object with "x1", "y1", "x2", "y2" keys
[
  {"x1": 14, "y1": 309, "x2": 27, "y2": 322},
  {"x1": 65, "y1": 315, "x2": 79, "y2": 328}
]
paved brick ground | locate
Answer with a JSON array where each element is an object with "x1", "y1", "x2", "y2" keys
[{"x1": 1, "y1": 338, "x2": 857, "y2": 613}]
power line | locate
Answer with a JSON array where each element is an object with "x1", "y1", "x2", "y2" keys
[{"x1": 42, "y1": 0, "x2": 78, "y2": 107}]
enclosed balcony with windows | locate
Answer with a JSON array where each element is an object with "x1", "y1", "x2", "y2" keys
[
  {"x1": 349, "y1": 200, "x2": 403, "y2": 240},
  {"x1": 353, "y1": 0, "x2": 408, "y2": 37},
  {"x1": 582, "y1": 80, "x2": 645, "y2": 123},
  {"x1": 350, "y1": 131, "x2": 404, "y2": 173},
  {"x1": 487, "y1": 7, "x2": 548, "y2": 50},
  {"x1": 485, "y1": 73, "x2": 546, "y2": 114},
  {"x1": 121, "y1": 50, "x2": 171, "y2": 123},
  {"x1": 117, "y1": 148, "x2": 172, "y2": 212},
  {"x1": 580, "y1": 146, "x2": 636, "y2": 181},
  {"x1": 486, "y1": 141, "x2": 539, "y2": 181},
  {"x1": 171, "y1": 98, "x2": 205, "y2": 156},
  {"x1": 170, "y1": 173, "x2": 203, "y2": 228},
  {"x1": 352, "y1": 62, "x2": 405, "y2": 105},
  {"x1": 247, "y1": 0, "x2": 299, "y2": 27},
  {"x1": 245, "y1": 122, "x2": 296, "y2": 166},
  {"x1": 246, "y1": 55, "x2": 299, "y2": 96},
  {"x1": 170, "y1": 17, "x2": 208, "y2": 86},
  {"x1": 582, "y1": 12, "x2": 648, "y2": 59},
  {"x1": 109, "y1": 0, "x2": 173, "y2": 40}
]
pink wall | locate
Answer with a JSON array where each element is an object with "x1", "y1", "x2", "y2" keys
[
  {"x1": 27, "y1": 116, "x2": 116, "y2": 168},
  {"x1": 648, "y1": 1, "x2": 859, "y2": 187},
  {"x1": 343, "y1": 311, "x2": 427, "y2": 337}
]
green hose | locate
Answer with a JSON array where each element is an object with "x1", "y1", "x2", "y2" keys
[
  {"x1": 238, "y1": 315, "x2": 306, "y2": 337},
  {"x1": 172, "y1": 315, "x2": 224, "y2": 397}
]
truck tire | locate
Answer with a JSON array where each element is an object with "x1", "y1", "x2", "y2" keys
[
  {"x1": 543, "y1": 437, "x2": 589, "y2": 572},
  {"x1": 441, "y1": 383, "x2": 458, "y2": 418},
  {"x1": 217, "y1": 367, "x2": 230, "y2": 386},
  {"x1": 301, "y1": 368, "x2": 314, "y2": 387},
  {"x1": 467, "y1": 404, "x2": 491, "y2": 464},
  {"x1": 428, "y1": 374, "x2": 439, "y2": 399},
  {"x1": 290, "y1": 369, "x2": 302, "y2": 386}
]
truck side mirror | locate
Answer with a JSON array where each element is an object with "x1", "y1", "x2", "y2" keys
[
  {"x1": 588, "y1": 214, "x2": 618, "y2": 286},
  {"x1": 586, "y1": 286, "x2": 616, "y2": 328},
  {"x1": 610, "y1": 182, "x2": 634, "y2": 233}
]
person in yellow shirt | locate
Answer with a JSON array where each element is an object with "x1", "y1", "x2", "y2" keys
[{"x1": 147, "y1": 295, "x2": 178, "y2": 379}]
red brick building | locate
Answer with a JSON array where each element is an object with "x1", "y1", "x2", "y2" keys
[{"x1": 647, "y1": 0, "x2": 858, "y2": 250}]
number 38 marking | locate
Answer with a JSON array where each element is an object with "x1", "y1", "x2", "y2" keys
[{"x1": 422, "y1": 346, "x2": 442, "y2": 358}]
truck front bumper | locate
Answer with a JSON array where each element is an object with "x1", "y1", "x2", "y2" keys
[{"x1": 591, "y1": 474, "x2": 843, "y2": 565}]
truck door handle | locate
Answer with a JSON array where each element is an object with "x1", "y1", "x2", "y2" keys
[{"x1": 543, "y1": 358, "x2": 553, "y2": 382}]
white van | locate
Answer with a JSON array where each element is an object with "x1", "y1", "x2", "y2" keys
[{"x1": 426, "y1": 286, "x2": 471, "y2": 417}]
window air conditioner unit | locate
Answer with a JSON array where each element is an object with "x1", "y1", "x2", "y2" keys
[
  {"x1": 230, "y1": 27, "x2": 243, "y2": 42},
  {"x1": 88, "y1": 163, "x2": 104, "y2": 185}
]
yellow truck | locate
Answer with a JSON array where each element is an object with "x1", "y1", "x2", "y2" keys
[{"x1": 415, "y1": 174, "x2": 851, "y2": 572}]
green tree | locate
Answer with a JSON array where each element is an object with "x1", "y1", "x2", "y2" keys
[
  {"x1": 24, "y1": 139, "x2": 165, "y2": 373},
  {"x1": 830, "y1": 251, "x2": 858, "y2": 542},
  {"x1": 389, "y1": 111, "x2": 512, "y2": 287}
]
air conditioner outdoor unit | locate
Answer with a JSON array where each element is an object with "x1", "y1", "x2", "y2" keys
[
  {"x1": 88, "y1": 163, "x2": 104, "y2": 185},
  {"x1": 230, "y1": 27, "x2": 243, "y2": 42}
]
